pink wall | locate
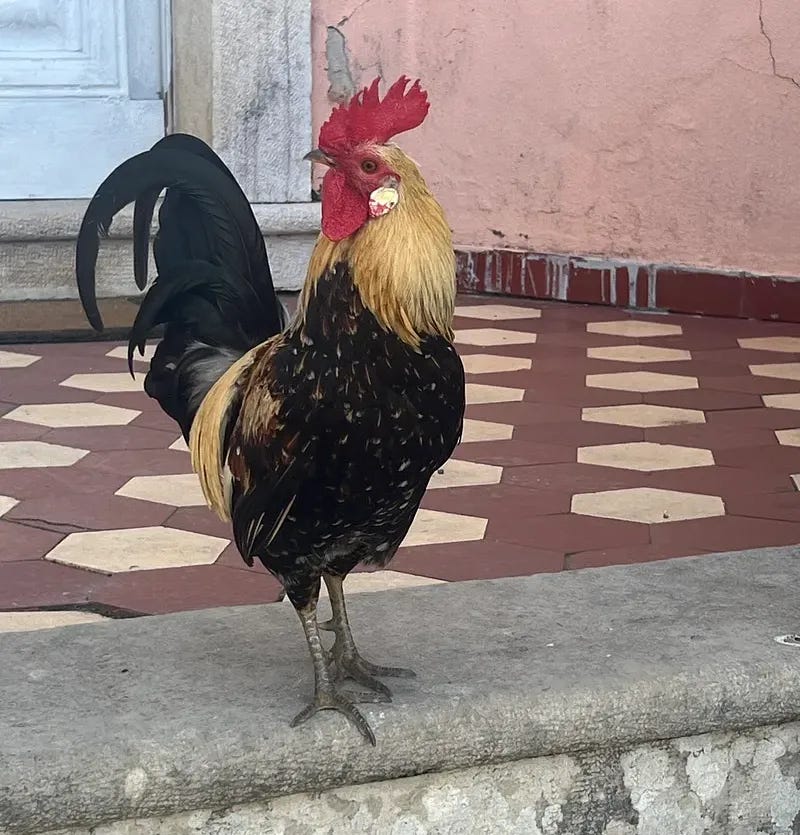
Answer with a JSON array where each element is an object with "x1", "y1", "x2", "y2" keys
[{"x1": 311, "y1": 0, "x2": 800, "y2": 277}]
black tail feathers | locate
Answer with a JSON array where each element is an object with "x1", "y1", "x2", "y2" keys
[{"x1": 75, "y1": 133, "x2": 290, "y2": 435}]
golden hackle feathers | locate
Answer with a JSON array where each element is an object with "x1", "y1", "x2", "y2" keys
[
  {"x1": 295, "y1": 145, "x2": 456, "y2": 348},
  {"x1": 189, "y1": 349, "x2": 256, "y2": 521}
]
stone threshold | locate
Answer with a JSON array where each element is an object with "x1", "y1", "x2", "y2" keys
[
  {"x1": 0, "y1": 199, "x2": 320, "y2": 305},
  {"x1": 2, "y1": 547, "x2": 800, "y2": 833},
  {"x1": 456, "y1": 249, "x2": 800, "y2": 323}
]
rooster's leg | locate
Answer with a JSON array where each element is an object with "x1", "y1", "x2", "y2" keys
[
  {"x1": 320, "y1": 573, "x2": 416, "y2": 697},
  {"x1": 290, "y1": 595, "x2": 384, "y2": 745}
]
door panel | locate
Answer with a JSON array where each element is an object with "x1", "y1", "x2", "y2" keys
[{"x1": 0, "y1": 0, "x2": 168, "y2": 199}]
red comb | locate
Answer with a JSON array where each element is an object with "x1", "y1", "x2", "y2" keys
[{"x1": 318, "y1": 76, "x2": 430, "y2": 154}]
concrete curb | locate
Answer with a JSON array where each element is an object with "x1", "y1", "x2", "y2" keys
[{"x1": 2, "y1": 547, "x2": 800, "y2": 833}]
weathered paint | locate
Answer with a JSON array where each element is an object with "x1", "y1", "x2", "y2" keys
[{"x1": 311, "y1": 0, "x2": 800, "y2": 277}]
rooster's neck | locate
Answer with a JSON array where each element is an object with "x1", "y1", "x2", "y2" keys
[{"x1": 295, "y1": 155, "x2": 456, "y2": 348}]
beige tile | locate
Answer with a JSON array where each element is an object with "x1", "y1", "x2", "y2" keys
[
  {"x1": 587, "y1": 320, "x2": 682, "y2": 338},
  {"x1": 466, "y1": 383, "x2": 525, "y2": 404},
  {"x1": 170, "y1": 436, "x2": 189, "y2": 452},
  {"x1": 461, "y1": 354, "x2": 532, "y2": 374},
  {"x1": 763, "y1": 394, "x2": 800, "y2": 411},
  {"x1": 0, "y1": 350, "x2": 40, "y2": 368},
  {"x1": 428, "y1": 459, "x2": 503, "y2": 489},
  {"x1": 0, "y1": 440, "x2": 89, "y2": 469},
  {"x1": 3, "y1": 402, "x2": 140, "y2": 428},
  {"x1": 588, "y1": 345, "x2": 691, "y2": 363},
  {"x1": 401, "y1": 509, "x2": 487, "y2": 548},
  {"x1": 325, "y1": 571, "x2": 444, "y2": 597},
  {"x1": 739, "y1": 337, "x2": 800, "y2": 353},
  {"x1": 106, "y1": 344, "x2": 158, "y2": 363},
  {"x1": 45, "y1": 526, "x2": 228, "y2": 572},
  {"x1": 60, "y1": 373, "x2": 145, "y2": 393},
  {"x1": 749, "y1": 363, "x2": 800, "y2": 381},
  {"x1": 116, "y1": 474, "x2": 205, "y2": 507},
  {"x1": 793, "y1": 475, "x2": 800, "y2": 490},
  {"x1": 0, "y1": 611, "x2": 109, "y2": 634},
  {"x1": 587, "y1": 371, "x2": 698, "y2": 392},
  {"x1": 578, "y1": 441, "x2": 714, "y2": 471},
  {"x1": 582, "y1": 404, "x2": 705, "y2": 428},
  {"x1": 776, "y1": 429, "x2": 800, "y2": 447},
  {"x1": 0, "y1": 495, "x2": 18, "y2": 517},
  {"x1": 460, "y1": 418, "x2": 514, "y2": 443},
  {"x1": 455, "y1": 304, "x2": 541, "y2": 320},
  {"x1": 572, "y1": 487, "x2": 724, "y2": 524},
  {"x1": 455, "y1": 328, "x2": 538, "y2": 347}
]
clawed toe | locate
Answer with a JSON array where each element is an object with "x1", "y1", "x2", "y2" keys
[{"x1": 290, "y1": 688, "x2": 376, "y2": 745}]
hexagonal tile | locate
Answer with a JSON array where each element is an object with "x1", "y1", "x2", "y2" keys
[
  {"x1": 461, "y1": 354, "x2": 532, "y2": 374},
  {"x1": 116, "y1": 474, "x2": 205, "y2": 507},
  {"x1": 577, "y1": 442, "x2": 714, "y2": 471},
  {"x1": 460, "y1": 419, "x2": 514, "y2": 443},
  {"x1": 170, "y1": 436, "x2": 189, "y2": 452},
  {"x1": 60, "y1": 373, "x2": 144, "y2": 393},
  {"x1": 0, "y1": 440, "x2": 89, "y2": 469},
  {"x1": 0, "y1": 611, "x2": 108, "y2": 634},
  {"x1": 749, "y1": 363, "x2": 800, "y2": 381},
  {"x1": 0, "y1": 496, "x2": 18, "y2": 517},
  {"x1": 455, "y1": 328, "x2": 538, "y2": 347},
  {"x1": 0, "y1": 350, "x2": 40, "y2": 368},
  {"x1": 793, "y1": 475, "x2": 800, "y2": 490},
  {"x1": 763, "y1": 394, "x2": 800, "y2": 411},
  {"x1": 400, "y1": 509, "x2": 487, "y2": 547},
  {"x1": 739, "y1": 337, "x2": 800, "y2": 353},
  {"x1": 571, "y1": 487, "x2": 724, "y2": 524},
  {"x1": 466, "y1": 383, "x2": 525, "y2": 404},
  {"x1": 106, "y1": 344, "x2": 158, "y2": 363},
  {"x1": 776, "y1": 429, "x2": 800, "y2": 447},
  {"x1": 312, "y1": 571, "x2": 445, "y2": 600},
  {"x1": 45, "y1": 526, "x2": 228, "y2": 572},
  {"x1": 428, "y1": 459, "x2": 503, "y2": 489},
  {"x1": 582, "y1": 404, "x2": 705, "y2": 428},
  {"x1": 455, "y1": 304, "x2": 541, "y2": 320},
  {"x1": 3, "y1": 403, "x2": 140, "y2": 428},
  {"x1": 587, "y1": 321, "x2": 683, "y2": 338},
  {"x1": 586, "y1": 372, "x2": 698, "y2": 392},
  {"x1": 587, "y1": 346, "x2": 691, "y2": 363}
]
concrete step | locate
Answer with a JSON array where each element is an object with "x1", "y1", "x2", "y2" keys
[
  {"x1": 0, "y1": 200, "x2": 320, "y2": 303},
  {"x1": 2, "y1": 547, "x2": 800, "y2": 833}
]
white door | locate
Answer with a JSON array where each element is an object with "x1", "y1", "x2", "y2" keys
[{"x1": 0, "y1": 0, "x2": 168, "y2": 199}]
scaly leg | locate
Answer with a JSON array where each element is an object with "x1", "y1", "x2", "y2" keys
[
  {"x1": 290, "y1": 593, "x2": 385, "y2": 746},
  {"x1": 320, "y1": 573, "x2": 415, "y2": 699}
]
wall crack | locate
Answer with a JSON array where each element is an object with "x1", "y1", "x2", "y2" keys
[{"x1": 758, "y1": 0, "x2": 800, "y2": 91}]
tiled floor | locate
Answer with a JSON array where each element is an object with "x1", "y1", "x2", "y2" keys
[{"x1": 1, "y1": 296, "x2": 800, "y2": 632}]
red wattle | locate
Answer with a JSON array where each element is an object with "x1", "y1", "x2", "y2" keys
[{"x1": 321, "y1": 170, "x2": 369, "y2": 241}]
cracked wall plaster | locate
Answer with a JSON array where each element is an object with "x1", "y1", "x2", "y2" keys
[{"x1": 310, "y1": 0, "x2": 800, "y2": 276}]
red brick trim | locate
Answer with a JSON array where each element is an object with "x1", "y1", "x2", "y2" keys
[{"x1": 455, "y1": 249, "x2": 800, "y2": 322}]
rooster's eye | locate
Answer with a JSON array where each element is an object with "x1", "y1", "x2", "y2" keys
[{"x1": 361, "y1": 159, "x2": 378, "y2": 173}]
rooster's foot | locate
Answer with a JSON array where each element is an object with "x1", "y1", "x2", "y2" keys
[{"x1": 290, "y1": 685, "x2": 378, "y2": 745}]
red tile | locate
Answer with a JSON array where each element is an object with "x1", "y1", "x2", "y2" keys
[
  {"x1": 92, "y1": 564, "x2": 283, "y2": 615},
  {"x1": 41, "y1": 425, "x2": 177, "y2": 452},
  {"x1": 699, "y1": 376, "x2": 800, "y2": 395},
  {"x1": 452, "y1": 439, "x2": 574, "y2": 467},
  {"x1": 0, "y1": 521, "x2": 63, "y2": 562},
  {"x1": 167, "y1": 506, "x2": 231, "y2": 540},
  {"x1": 643, "y1": 389, "x2": 762, "y2": 411},
  {"x1": 706, "y1": 407, "x2": 800, "y2": 430},
  {"x1": 421, "y1": 483, "x2": 571, "y2": 519},
  {"x1": 743, "y1": 276, "x2": 800, "y2": 323},
  {"x1": 565, "y1": 543, "x2": 712, "y2": 570},
  {"x1": 75, "y1": 449, "x2": 191, "y2": 477},
  {"x1": 489, "y1": 512, "x2": 649, "y2": 553},
  {"x1": 513, "y1": 421, "x2": 645, "y2": 447},
  {"x1": 467, "y1": 402, "x2": 581, "y2": 426},
  {"x1": 713, "y1": 445, "x2": 800, "y2": 472},
  {"x1": 643, "y1": 424, "x2": 776, "y2": 450},
  {"x1": 392, "y1": 539, "x2": 564, "y2": 580},
  {"x1": 5, "y1": 493, "x2": 172, "y2": 532},
  {"x1": 567, "y1": 265, "x2": 606, "y2": 306},
  {"x1": 0, "y1": 466, "x2": 127, "y2": 501},
  {"x1": 650, "y1": 466, "x2": 793, "y2": 497},
  {"x1": 0, "y1": 560, "x2": 105, "y2": 609},
  {"x1": 649, "y1": 515, "x2": 800, "y2": 553},
  {"x1": 505, "y1": 462, "x2": 645, "y2": 493},
  {"x1": 724, "y1": 493, "x2": 800, "y2": 523}
]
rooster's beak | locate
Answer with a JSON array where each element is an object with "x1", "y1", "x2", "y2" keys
[{"x1": 303, "y1": 149, "x2": 335, "y2": 167}]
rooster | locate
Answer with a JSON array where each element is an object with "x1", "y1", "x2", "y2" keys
[{"x1": 76, "y1": 76, "x2": 465, "y2": 744}]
